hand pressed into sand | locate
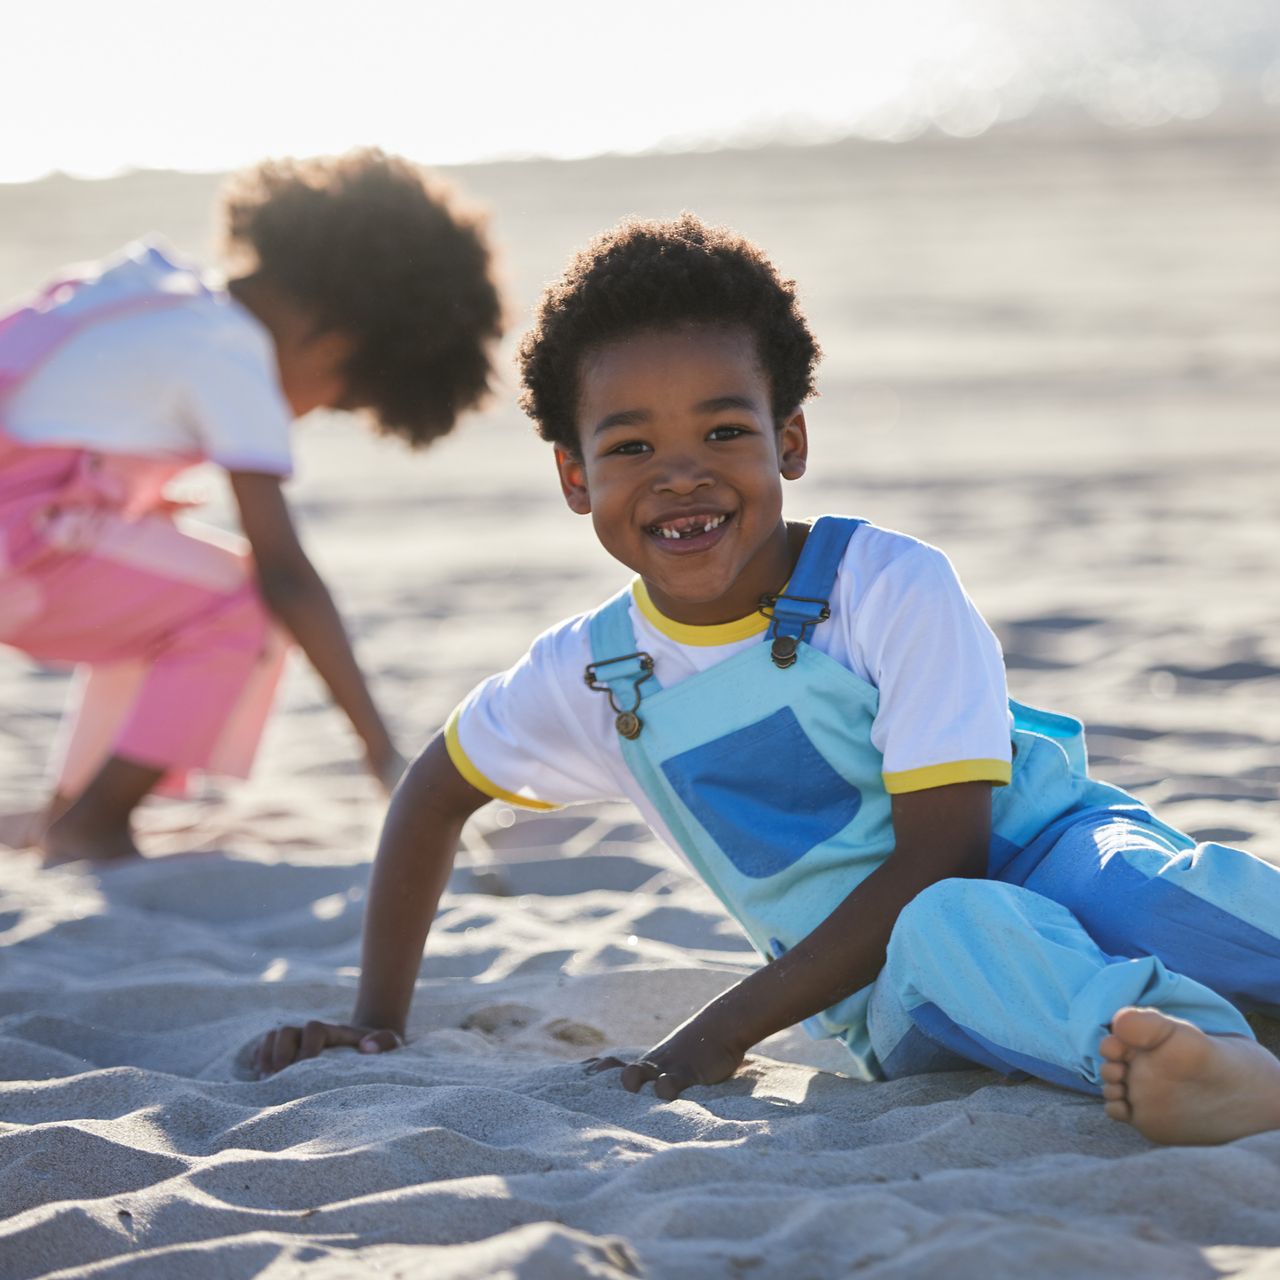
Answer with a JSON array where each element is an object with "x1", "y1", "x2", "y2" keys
[
  {"x1": 585, "y1": 784, "x2": 994, "y2": 1103},
  {"x1": 586, "y1": 1007, "x2": 748, "y2": 1101},
  {"x1": 252, "y1": 734, "x2": 491, "y2": 1078},
  {"x1": 1099, "y1": 1006, "x2": 1280, "y2": 1145},
  {"x1": 252, "y1": 1021, "x2": 403, "y2": 1078}
]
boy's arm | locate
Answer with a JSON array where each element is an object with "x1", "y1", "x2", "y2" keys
[
  {"x1": 592, "y1": 781, "x2": 991, "y2": 1100},
  {"x1": 230, "y1": 471, "x2": 405, "y2": 792},
  {"x1": 253, "y1": 733, "x2": 489, "y2": 1076}
]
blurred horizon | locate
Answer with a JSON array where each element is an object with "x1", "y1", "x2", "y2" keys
[{"x1": 5, "y1": 0, "x2": 1277, "y2": 186}]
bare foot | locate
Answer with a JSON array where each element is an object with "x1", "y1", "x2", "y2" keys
[
  {"x1": 1099, "y1": 1006, "x2": 1280, "y2": 1145},
  {"x1": 38, "y1": 758, "x2": 162, "y2": 868},
  {"x1": 0, "y1": 795, "x2": 71, "y2": 850},
  {"x1": 41, "y1": 813, "x2": 141, "y2": 867},
  {"x1": 0, "y1": 808, "x2": 47, "y2": 850}
]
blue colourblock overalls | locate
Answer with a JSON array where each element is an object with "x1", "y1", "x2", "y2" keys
[{"x1": 586, "y1": 516, "x2": 1280, "y2": 1091}]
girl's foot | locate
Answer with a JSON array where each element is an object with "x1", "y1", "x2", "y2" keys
[
  {"x1": 41, "y1": 811, "x2": 141, "y2": 866},
  {"x1": 0, "y1": 795, "x2": 72, "y2": 850},
  {"x1": 0, "y1": 808, "x2": 47, "y2": 850},
  {"x1": 1099, "y1": 1006, "x2": 1280, "y2": 1145},
  {"x1": 38, "y1": 758, "x2": 162, "y2": 867}
]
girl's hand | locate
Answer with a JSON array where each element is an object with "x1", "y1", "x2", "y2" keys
[
  {"x1": 368, "y1": 745, "x2": 409, "y2": 798},
  {"x1": 229, "y1": 472, "x2": 407, "y2": 799},
  {"x1": 585, "y1": 1010, "x2": 747, "y2": 1101},
  {"x1": 252, "y1": 1021, "x2": 403, "y2": 1078}
]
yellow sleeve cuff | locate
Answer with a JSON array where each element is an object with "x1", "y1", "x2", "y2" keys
[
  {"x1": 443, "y1": 708, "x2": 561, "y2": 811},
  {"x1": 882, "y1": 758, "x2": 1012, "y2": 795}
]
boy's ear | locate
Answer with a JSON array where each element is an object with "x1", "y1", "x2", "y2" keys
[
  {"x1": 779, "y1": 409, "x2": 808, "y2": 481},
  {"x1": 555, "y1": 446, "x2": 592, "y2": 515}
]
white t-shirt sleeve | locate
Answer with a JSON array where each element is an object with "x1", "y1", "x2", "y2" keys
[
  {"x1": 3, "y1": 246, "x2": 296, "y2": 472},
  {"x1": 177, "y1": 305, "x2": 294, "y2": 476},
  {"x1": 446, "y1": 618, "x2": 625, "y2": 810},
  {"x1": 855, "y1": 542, "x2": 1012, "y2": 793}
]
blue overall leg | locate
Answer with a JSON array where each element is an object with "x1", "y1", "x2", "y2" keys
[
  {"x1": 1013, "y1": 813, "x2": 1280, "y2": 1015},
  {"x1": 865, "y1": 876, "x2": 1254, "y2": 1093}
]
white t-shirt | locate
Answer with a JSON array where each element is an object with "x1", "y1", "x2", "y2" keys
[
  {"x1": 448, "y1": 523, "x2": 1013, "y2": 858},
  {"x1": 4, "y1": 239, "x2": 294, "y2": 476}
]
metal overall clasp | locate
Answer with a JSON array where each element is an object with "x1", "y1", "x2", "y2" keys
[
  {"x1": 758, "y1": 592, "x2": 831, "y2": 669},
  {"x1": 584, "y1": 651, "x2": 655, "y2": 739}
]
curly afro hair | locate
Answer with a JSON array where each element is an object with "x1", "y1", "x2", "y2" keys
[
  {"x1": 222, "y1": 148, "x2": 503, "y2": 447},
  {"x1": 517, "y1": 213, "x2": 820, "y2": 453}
]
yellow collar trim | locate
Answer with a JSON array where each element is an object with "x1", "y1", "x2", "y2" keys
[{"x1": 631, "y1": 578, "x2": 771, "y2": 646}]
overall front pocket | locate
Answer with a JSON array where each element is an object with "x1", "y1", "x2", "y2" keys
[{"x1": 660, "y1": 705, "x2": 863, "y2": 879}]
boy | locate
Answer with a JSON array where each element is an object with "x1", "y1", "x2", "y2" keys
[{"x1": 256, "y1": 215, "x2": 1280, "y2": 1146}]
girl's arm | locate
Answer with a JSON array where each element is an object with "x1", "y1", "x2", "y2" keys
[
  {"x1": 254, "y1": 733, "x2": 489, "y2": 1075},
  {"x1": 229, "y1": 471, "x2": 403, "y2": 790},
  {"x1": 592, "y1": 781, "x2": 992, "y2": 1100}
]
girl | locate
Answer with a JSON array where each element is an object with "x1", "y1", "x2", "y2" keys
[{"x1": 0, "y1": 149, "x2": 504, "y2": 865}]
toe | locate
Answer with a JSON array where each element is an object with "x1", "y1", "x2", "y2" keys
[
  {"x1": 1111, "y1": 1006, "x2": 1184, "y2": 1054},
  {"x1": 1102, "y1": 1082, "x2": 1127, "y2": 1101},
  {"x1": 1098, "y1": 1033, "x2": 1131, "y2": 1063},
  {"x1": 1104, "y1": 1099, "x2": 1133, "y2": 1123},
  {"x1": 1100, "y1": 1060, "x2": 1127, "y2": 1083}
]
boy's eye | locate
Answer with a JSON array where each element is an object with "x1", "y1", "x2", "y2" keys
[
  {"x1": 708, "y1": 425, "x2": 749, "y2": 441},
  {"x1": 606, "y1": 439, "x2": 651, "y2": 457}
]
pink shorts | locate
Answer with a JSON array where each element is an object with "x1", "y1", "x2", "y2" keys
[{"x1": 0, "y1": 432, "x2": 286, "y2": 797}]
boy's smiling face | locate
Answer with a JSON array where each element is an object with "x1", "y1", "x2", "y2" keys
[{"x1": 555, "y1": 324, "x2": 808, "y2": 626}]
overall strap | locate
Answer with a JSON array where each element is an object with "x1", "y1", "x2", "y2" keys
[
  {"x1": 585, "y1": 588, "x2": 661, "y2": 741},
  {"x1": 0, "y1": 281, "x2": 204, "y2": 402},
  {"x1": 585, "y1": 587, "x2": 742, "y2": 922},
  {"x1": 763, "y1": 515, "x2": 865, "y2": 667}
]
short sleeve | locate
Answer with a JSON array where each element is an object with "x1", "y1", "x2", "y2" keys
[
  {"x1": 178, "y1": 305, "x2": 294, "y2": 476},
  {"x1": 446, "y1": 619, "x2": 625, "y2": 810},
  {"x1": 856, "y1": 543, "x2": 1012, "y2": 793}
]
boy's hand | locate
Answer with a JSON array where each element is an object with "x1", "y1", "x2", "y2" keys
[
  {"x1": 585, "y1": 1010, "x2": 746, "y2": 1101},
  {"x1": 253, "y1": 1021, "x2": 403, "y2": 1078}
]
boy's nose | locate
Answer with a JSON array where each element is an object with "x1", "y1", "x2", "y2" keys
[{"x1": 653, "y1": 455, "x2": 714, "y2": 494}]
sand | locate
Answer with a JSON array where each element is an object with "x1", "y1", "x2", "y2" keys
[{"x1": 2, "y1": 121, "x2": 1279, "y2": 1278}]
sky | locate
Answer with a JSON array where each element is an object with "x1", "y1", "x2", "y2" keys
[{"x1": 3, "y1": 0, "x2": 1277, "y2": 184}]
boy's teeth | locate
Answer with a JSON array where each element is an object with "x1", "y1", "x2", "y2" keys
[{"x1": 654, "y1": 514, "x2": 727, "y2": 539}]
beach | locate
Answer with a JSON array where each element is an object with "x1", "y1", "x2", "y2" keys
[{"x1": 2, "y1": 121, "x2": 1279, "y2": 1278}]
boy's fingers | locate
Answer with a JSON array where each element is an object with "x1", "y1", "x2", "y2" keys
[
  {"x1": 357, "y1": 1029, "x2": 403, "y2": 1054},
  {"x1": 620, "y1": 1059, "x2": 662, "y2": 1093},
  {"x1": 654, "y1": 1070, "x2": 696, "y2": 1102},
  {"x1": 299, "y1": 1020, "x2": 348, "y2": 1060},
  {"x1": 255, "y1": 1024, "x2": 397, "y2": 1075},
  {"x1": 583, "y1": 1056, "x2": 626, "y2": 1075},
  {"x1": 252, "y1": 1031, "x2": 275, "y2": 1077},
  {"x1": 269, "y1": 1025, "x2": 303, "y2": 1074}
]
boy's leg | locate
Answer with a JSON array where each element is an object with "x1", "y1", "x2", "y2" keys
[
  {"x1": 866, "y1": 877, "x2": 1253, "y2": 1094},
  {"x1": 1008, "y1": 815, "x2": 1280, "y2": 1143},
  {"x1": 1020, "y1": 815, "x2": 1280, "y2": 1014}
]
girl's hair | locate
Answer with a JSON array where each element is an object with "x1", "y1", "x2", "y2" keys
[
  {"x1": 517, "y1": 212, "x2": 820, "y2": 453},
  {"x1": 222, "y1": 149, "x2": 503, "y2": 446}
]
